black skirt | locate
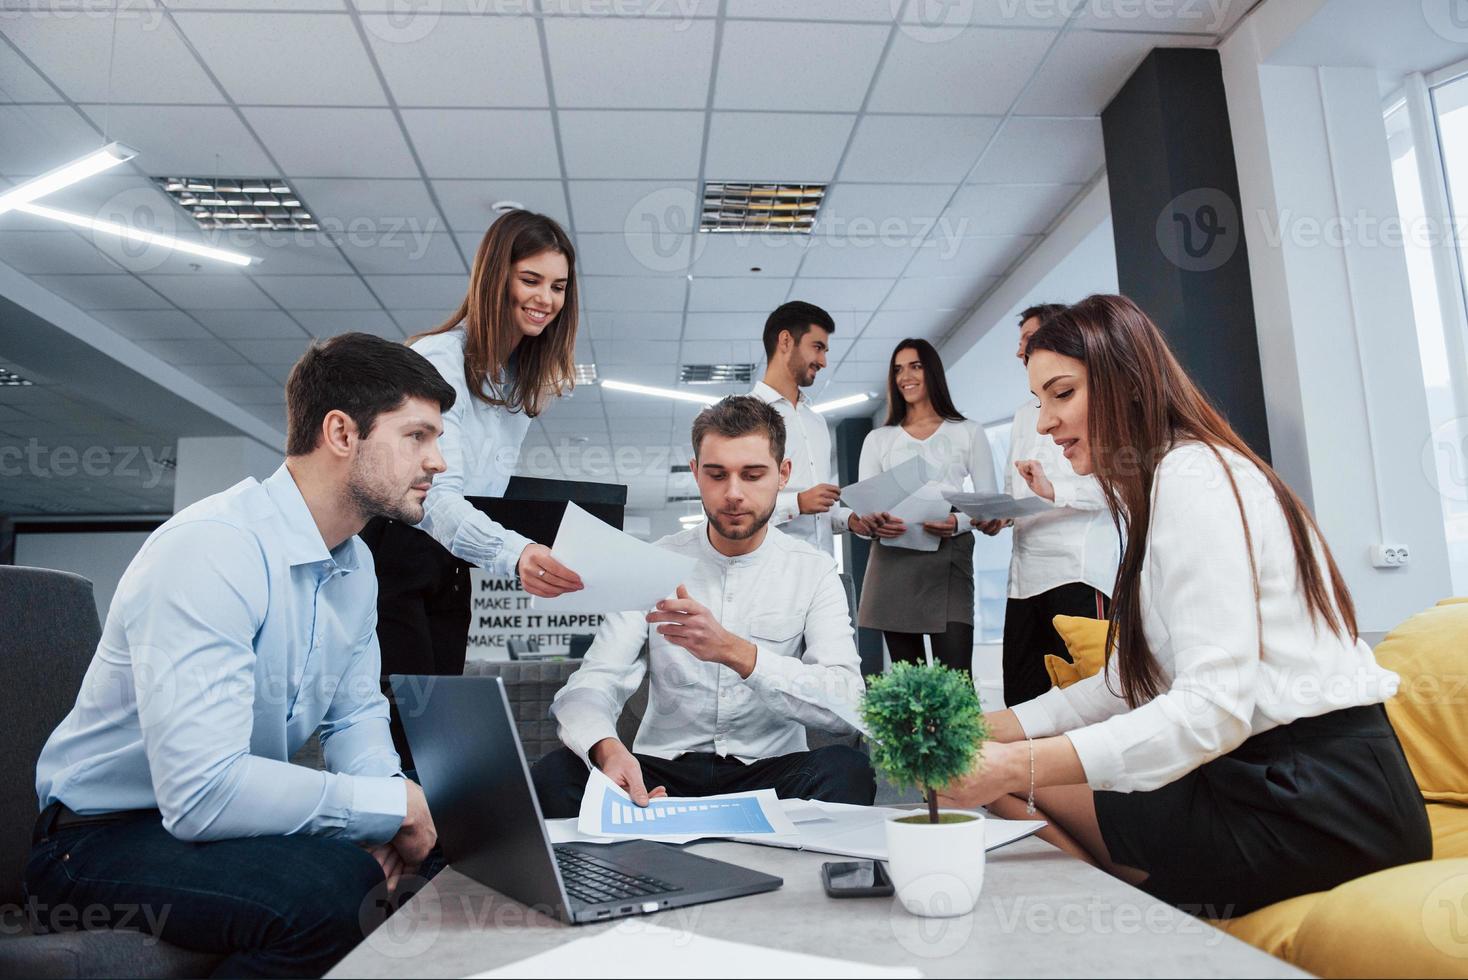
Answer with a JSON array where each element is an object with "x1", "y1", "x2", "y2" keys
[{"x1": 1094, "y1": 703, "x2": 1431, "y2": 918}]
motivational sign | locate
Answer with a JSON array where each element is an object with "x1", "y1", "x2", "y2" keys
[{"x1": 465, "y1": 570, "x2": 605, "y2": 661}]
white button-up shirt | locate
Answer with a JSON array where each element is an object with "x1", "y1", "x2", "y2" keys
[
  {"x1": 750, "y1": 381, "x2": 851, "y2": 556},
  {"x1": 410, "y1": 327, "x2": 534, "y2": 576},
  {"x1": 1005, "y1": 399, "x2": 1120, "y2": 599},
  {"x1": 550, "y1": 525, "x2": 864, "y2": 765},
  {"x1": 1011, "y1": 443, "x2": 1399, "y2": 793}
]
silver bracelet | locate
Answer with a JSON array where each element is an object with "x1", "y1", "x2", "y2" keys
[{"x1": 1026, "y1": 735, "x2": 1037, "y2": 816}]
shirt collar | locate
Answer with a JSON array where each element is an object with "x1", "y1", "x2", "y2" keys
[
  {"x1": 697, "y1": 521, "x2": 777, "y2": 568},
  {"x1": 262, "y1": 465, "x2": 361, "y2": 572},
  {"x1": 750, "y1": 380, "x2": 804, "y2": 409}
]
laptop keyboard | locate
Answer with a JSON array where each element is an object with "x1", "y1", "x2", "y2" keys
[{"x1": 554, "y1": 845, "x2": 682, "y2": 906}]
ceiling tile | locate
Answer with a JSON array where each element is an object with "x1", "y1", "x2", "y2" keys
[
  {"x1": 253, "y1": 274, "x2": 382, "y2": 309},
  {"x1": 704, "y1": 112, "x2": 855, "y2": 183},
  {"x1": 567, "y1": 180, "x2": 698, "y2": 234},
  {"x1": 576, "y1": 232, "x2": 692, "y2": 277},
  {"x1": 229, "y1": 338, "x2": 314, "y2": 364},
  {"x1": 798, "y1": 236, "x2": 919, "y2": 278},
  {"x1": 968, "y1": 117, "x2": 1104, "y2": 184},
  {"x1": 862, "y1": 308, "x2": 960, "y2": 338},
  {"x1": 78, "y1": 104, "x2": 276, "y2": 174},
  {"x1": 0, "y1": 39, "x2": 62, "y2": 102},
  {"x1": 1016, "y1": 30, "x2": 1211, "y2": 116},
  {"x1": 94, "y1": 309, "x2": 211, "y2": 341},
  {"x1": 1075, "y1": 1, "x2": 1244, "y2": 34},
  {"x1": 687, "y1": 276, "x2": 791, "y2": 312},
  {"x1": 584, "y1": 311, "x2": 683, "y2": 342},
  {"x1": 598, "y1": 339, "x2": 679, "y2": 365},
  {"x1": 292, "y1": 309, "x2": 404, "y2": 338},
  {"x1": 333, "y1": 231, "x2": 466, "y2": 276},
  {"x1": 538, "y1": 0, "x2": 722, "y2": 17},
  {"x1": 688, "y1": 234, "x2": 809, "y2": 278},
  {"x1": 167, "y1": 0, "x2": 346, "y2": 9},
  {"x1": 840, "y1": 115, "x2": 1001, "y2": 183},
  {"x1": 30, "y1": 274, "x2": 173, "y2": 310},
  {"x1": 579, "y1": 275, "x2": 686, "y2": 311},
  {"x1": 546, "y1": 18, "x2": 716, "y2": 109},
  {"x1": 243, "y1": 107, "x2": 420, "y2": 177},
  {"x1": 214, "y1": 385, "x2": 286, "y2": 405},
  {"x1": 726, "y1": 0, "x2": 894, "y2": 19},
  {"x1": 136, "y1": 338, "x2": 247, "y2": 365},
  {"x1": 941, "y1": 182, "x2": 1083, "y2": 235},
  {"x1": 817, "y1": 183, "x2": 956, "y2": 231},
  {"x1": 2, "y1": 11, "x2": 224, "y2": 104},
  {"x1": 363, "y1": 274, "x2": 467, "y2": 309},
  {"x1": 790, "y1": 276, "x2": 893, "y2": 309},
  {"x1": 139, "y1": 273, "x2": 279, "y2": 309},
  {"x1": 387, "y1": 309, "x2": 450, "y2": 334},
  {"x1": 172, "y1": 12, "x2": 387, "y2": 106},
  {"x1": 882, "y1": 275, "x2": 996, "y2": 311},
  {"x1": 679, "y1": 338, "x2": 765, "y2": 363},
  {"x1": 290, "y1": 178, "x2": 445, "y2": 229},
  {"x1": 0, "y1": 231, "x2": 119, "y2": 274},
  {"x1": 903, "y1": 233, "x2": 1033, "y2": 279},
  {"x1": 900, "y1": 0, "x2": 1076, "y2": 31},
  {"x1": 220, "y1": 234, "x2": 356, "y2": 277},
  {"x1": 715, "y1": 21, "x2": 888, "y2": 112},
  {"x1": 193, "y1": 310, "x2": 309, "y2": 338},
  {"x1": 869, "y1": 27, "x2": 1055, "y2": 114},
  {"x1": 682, "y1": 311, "x2": 757, "y2": 339},
  {"x1": 401, "y1": 109, "x2": 561, "y2": 178},
  {"x1": 558, "y1": 110, "x2": 704, "y2": 179},
  {"x1": 364, "y1": 14, "x2": 549, "y2": 107},
  {"x1": 0, "y1": 105, "x2": 103, "y2": 176},
  {"x1": 433, "y1": 180, "x2": 570, "y2": 232}
]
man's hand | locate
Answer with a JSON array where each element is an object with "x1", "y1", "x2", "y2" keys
[
  {"x1": 518, "y1": 543, "x2": 584, "y2": 599},
  {"x1": 1015, "y1": 460, "x2": 1055, "y2": 502},
  {"x1": 366, "y1": 842, "x2": 407, "y2": 894},
  {"x1": 972, "y1": 518, "x2": 1011, "y2": 536},
  {"x1": 923, "y1": 513, "x2": 959, "y2": 538},
  {"x1": 645, "y1": 585, "x2": 757, "y2": 678},
  {"x1": 798, "y1": 483, "x2": 842, "y2": 515},
  {"x1": 590, "y1": 738, "x2": 667, "y2": 808},
  {"x1": 864, "y1": 512, "x2": 907, "y2": 539},
  {"x1": 391, "y1": 779, "x2": 438, "y2": 869}
]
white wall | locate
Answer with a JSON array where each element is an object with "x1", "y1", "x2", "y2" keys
[
  {"x1": 15, "y1": 529, "x2": 154, "y2": 623},
  {"x1": 173, "y1": 435, "x2": 283, "y2": 512}
]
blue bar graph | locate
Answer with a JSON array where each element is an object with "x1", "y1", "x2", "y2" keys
[{"x1": 601, "y1": 793, "x2": 775, "y2": 835}]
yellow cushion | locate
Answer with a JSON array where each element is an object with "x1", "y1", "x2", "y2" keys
[
  {"x1": 1375, "y1": 599, "x2": 1468, "y2": 804},
  {"x1": 1205, "y1": 891, "x2": 1326, "y2": 962},
  {"x1": 1430, "y1": 803, "x2": 1468, "y2": 860},
  {"x1": 1289, "y1": 858, "x2": 1468, "y2": 978},
  {"x1": 1043, "y1": 615, "x2": 1109, "y2": 690}
]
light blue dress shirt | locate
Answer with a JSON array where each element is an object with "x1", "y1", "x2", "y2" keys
[{"x1": 35, "y1": 464, "x2": 407, "y2": 844}]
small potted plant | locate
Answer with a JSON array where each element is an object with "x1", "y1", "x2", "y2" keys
[{"x1": 861, "y1": 662, "x2": 989, "y2": 918}]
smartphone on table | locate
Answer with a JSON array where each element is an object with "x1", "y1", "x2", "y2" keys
[{"x1": 820, "y1": 860, "x2": 894, "y2": 898}]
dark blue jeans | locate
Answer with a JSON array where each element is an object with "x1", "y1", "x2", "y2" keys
[{"x1": 24, "y1": 809, "x2": 442, "y2": 979}]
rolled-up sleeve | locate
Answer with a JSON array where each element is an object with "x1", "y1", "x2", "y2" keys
[{"x1": 550, "y1": 611, "x2": 651, "y2": 765}]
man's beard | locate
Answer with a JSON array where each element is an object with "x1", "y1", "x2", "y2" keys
[
  {"x1": 705, "y1": 495, "x2": 777, "y2": 542},
  {"x1": 346, "y1": 454, "x2": 425, "y2": 526},
  {"x1": 794, "y1": 355, "x2": 818, "y2": 388}
]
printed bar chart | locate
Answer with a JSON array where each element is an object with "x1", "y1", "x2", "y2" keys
[{"x1": 601, "y1": 794, "x2": 775, "y2": 836}]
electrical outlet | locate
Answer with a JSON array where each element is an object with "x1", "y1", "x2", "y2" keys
[{"x1": 1370, "y1": 545, "x2": 1409, "y2": 568}]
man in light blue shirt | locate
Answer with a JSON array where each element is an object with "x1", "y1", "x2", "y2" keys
[{"x1": 27, "y1": 332, "x2": 453, "y2": 978}]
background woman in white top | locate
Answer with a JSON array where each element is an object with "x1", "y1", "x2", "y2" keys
[
  {"x1": 938, "y1": 295, "x2": 1429, "y2": 917},
  {"x1": 854, "y1": 338, "x2": 997, "y2": 673},
  {"x1": 363, "y1": 210, "x2": 584, "y2": 760}
]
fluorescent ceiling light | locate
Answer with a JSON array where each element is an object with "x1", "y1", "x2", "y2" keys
[
  {"x1": 18, "y1": 202, "x2": 257, "y2": 267},
  {"x1": 813, "y1": 392, "x2": 873, "y2": 414},
  {"x1": 678, "y1": 513, "x2": 705, "y2": 525},
  {"x1": 601, "y1": 379, "x2": 718, "y2": 405},
  {"x1": 573, "y1": 363, "x2": 598, "y2": 384},
  {"x1": 0, "y1": 142, "x2": 136, "y2": 218}
]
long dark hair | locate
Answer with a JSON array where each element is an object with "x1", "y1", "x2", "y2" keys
[
  {"x1": 412, "y1": 210, "x2": 578, "y2": 417},
  {"x1": 1027, "y1": 294, "x2": 1358, "y2": 708},
  {"x1": 883, "y1": 338, "x2": 966, "y2": 427}
]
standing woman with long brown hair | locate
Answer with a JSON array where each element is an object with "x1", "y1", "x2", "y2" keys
[
  {"x1": 853, "y1": 338, "x2": 997, "y2": 672},
  {"x1": 363, "y1": 210, "x2": 584, "y2": 760},
  {"x1": 937, "y1": 295, "x2": 1429, "y2": 917}
]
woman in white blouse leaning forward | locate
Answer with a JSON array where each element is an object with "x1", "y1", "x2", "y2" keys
[
  {"x1": 853, "y1": 338, "x2": 997, "y2": 673},
  {"x1": 361, "y1": 210, "x2": 585, "y2": 760},
  {"x1": 939, "y1": 294, "x2": 1430, "y2": 918}
]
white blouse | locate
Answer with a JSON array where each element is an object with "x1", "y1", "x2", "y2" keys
[
  {"x1": 1010, "y1": 442, "x2": 1399, "y2": 793},
  {"x1": 410, "y1": 327, "x2": 534, "y2": 577},
  {"x1": 857, "y1": 418, "x2": 998, "y2": 500}
]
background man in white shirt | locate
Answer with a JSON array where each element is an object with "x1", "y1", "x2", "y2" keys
[
  {"x1": 977, "y1": 304, "x2": 1119, "y2": 706},
  {"x1": 531, "y1": 396, "x2": 874, "y2": 818},
  {"x1": 750, "y1": 301, "x2": 872, "y2": 556}
]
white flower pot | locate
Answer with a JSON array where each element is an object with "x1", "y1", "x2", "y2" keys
[{"x1": 884, "y1": 810, "x2": 986, "y2": 918}]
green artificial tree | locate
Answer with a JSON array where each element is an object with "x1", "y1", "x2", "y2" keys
[{"x1": 860, "y1": 662, "x2": 989, "y2": 824}]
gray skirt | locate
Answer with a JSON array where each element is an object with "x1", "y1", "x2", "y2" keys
[{"x1": 857, "y1": 532, "x2": 975, "y2": 634}]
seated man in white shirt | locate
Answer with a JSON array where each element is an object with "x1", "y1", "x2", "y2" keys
[{"x1": 531, "y1": 395, "x2": 874, "y2": 817}]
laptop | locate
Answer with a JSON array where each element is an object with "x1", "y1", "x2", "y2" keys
[{"x1": 390, "y1": 674, "x2": 783, "y2": 925}]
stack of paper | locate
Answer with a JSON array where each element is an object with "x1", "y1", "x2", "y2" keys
[
  {"x1": 944, "y1": 490, "x2": 1055, "y2": 523},
  {"x1": 839, "y1": 456, "x2": 952, "y2": 552}
]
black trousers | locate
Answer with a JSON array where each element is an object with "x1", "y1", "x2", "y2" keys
[
  {"x1": 882, "y1": 622, "x2": 975, "y2": 673},
  {"x1": 531, "y1": 745, "x2": 876, "y2": 819},
  {"x1": 360, "y1": 517, "x2": 473, "y2": 767},
  {"x1": 1001, "y1": 582, "x2": 1110, "y2": 707}
]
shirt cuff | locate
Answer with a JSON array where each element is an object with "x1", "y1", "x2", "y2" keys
[
  {"x1": 499, "y1": 530, "x2": 534, "y2": 579},
  {"x1": 1062, "y1": 725, "x2": 1125, "y2": 792},
  {"x1": 774, "y1": 491, "x2": 800, "y2": 525},
  {"x1": 831, "y1": 505, "x2": 852, "y2": 532},
  {"x1": 1009, "y1": 688, "x2": 1069, "y2": 739},
  {"x1": 345, "y1": 774, "x2": 408, "y2": 844}
]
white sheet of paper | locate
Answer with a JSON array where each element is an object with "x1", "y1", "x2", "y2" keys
[
  {"x1": 879, "y1": 484, "x2": 955, "y2": 552},
  {"x1": 944, "y1": 491, "x2": 1055, "y2": 522},
  {"x1": 838, "y1": 455, "x2": 929, "y2": 518},
  {"x1": 531, "y1": 502, "x2": 698, "y2": 615},
  {"x1": 577, "y1": 768, "x2": 799, "y2": 842},
  {"x1": 463, "y1": 922, "x2": 924, "y2": 979}
]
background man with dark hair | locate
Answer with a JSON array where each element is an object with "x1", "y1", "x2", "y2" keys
[
  {"x1": 532, "y1": 395, "x2": 873, "y2": 818},
  {"x1": 750, "y1": 301, "x2": 872, "y2": 557},
  {"x1": 28, "y1": 333, "x2": 452, "y2": 978}
]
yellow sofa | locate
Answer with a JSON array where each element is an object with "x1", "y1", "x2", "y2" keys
[{"x1": 1046, "y1": 603, "x2": 1468, "y2": 976}]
